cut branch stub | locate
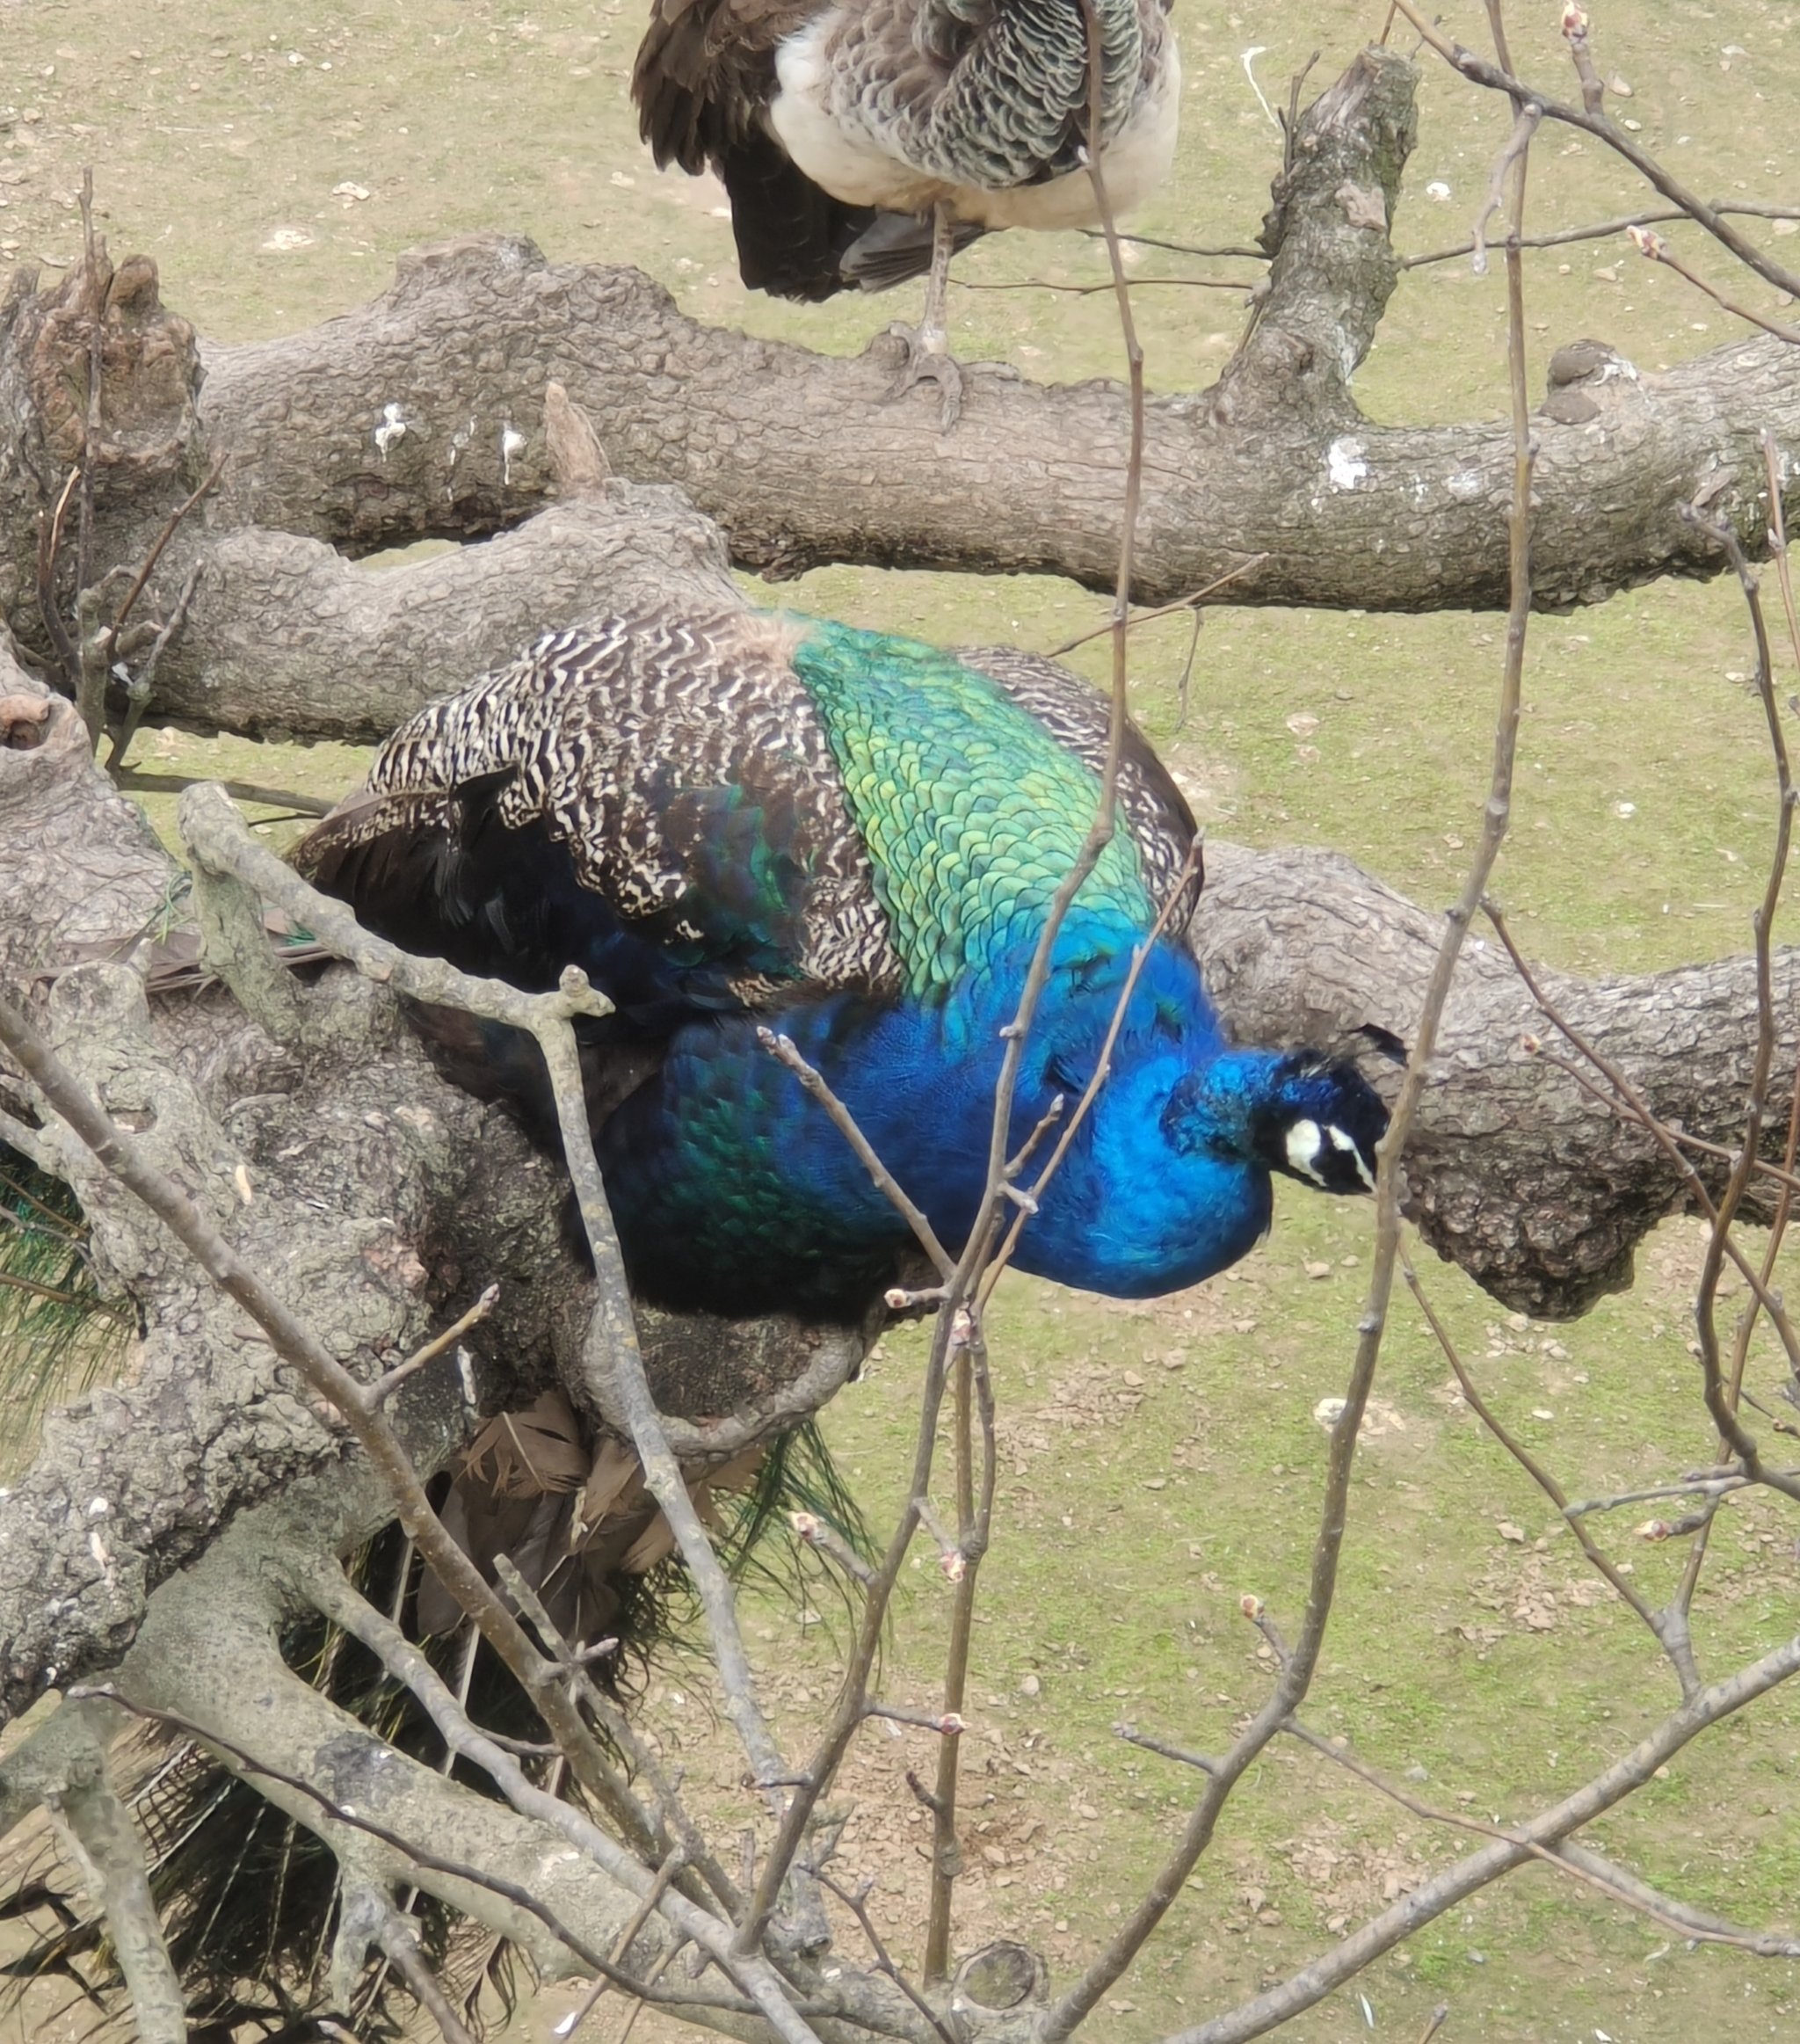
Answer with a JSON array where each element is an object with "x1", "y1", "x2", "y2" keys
[
  {"x1": 1213, "y1": 44, "x2": 1419, "y2": 426},
  {"x1": 0, "y1": 248, "x2": 204, "y2": 689}
]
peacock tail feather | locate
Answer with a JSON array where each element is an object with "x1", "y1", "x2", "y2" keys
[
  {"x1": 0, "y1": 1144, "x2": 133, "y2": 1478},
  {"x1": 0, "y1": 1335, "x2": 869, "y2": 2040}
]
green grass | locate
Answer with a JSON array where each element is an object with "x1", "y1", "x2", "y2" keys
[{"x1": 6, "y1": 2, "x2": 1800, "y2": 2040}]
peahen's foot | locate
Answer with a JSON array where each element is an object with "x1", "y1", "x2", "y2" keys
[{"x1": 882, "y1": 321, "x2": 965, "y2": 432}]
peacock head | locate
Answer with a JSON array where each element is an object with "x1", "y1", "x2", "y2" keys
[{"x1": 1162, "y1": 1049, "x2": 1389, "y2": 1196}]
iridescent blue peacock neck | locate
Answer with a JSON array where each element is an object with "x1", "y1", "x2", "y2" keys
[{"x1": 295, "y1": 606, "x2": 1385, "y2": 1320}]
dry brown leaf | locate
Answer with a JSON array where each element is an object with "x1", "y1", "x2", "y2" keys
[
  {"x1": 573, "y1": 1436, "x2": 644, "y2": 1542},
  {"x1": 465, "y1": 1388, "x2": 589, "y2": 1496},
  {"x1": 621, "y1": 1512, "x2": 678, "y2": 1575}
]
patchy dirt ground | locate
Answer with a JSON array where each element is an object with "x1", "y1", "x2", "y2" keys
[{"x1": 6, "y1": 0, "x2": 1800, "y2": 2040}]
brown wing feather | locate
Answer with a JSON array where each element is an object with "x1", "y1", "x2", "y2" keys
[
  {"x1": 632, "y1": 0, "x2": 880, "y2": 301},
  {"x1": 632, "y1": 0, "x2": 815, "y2": 173}
]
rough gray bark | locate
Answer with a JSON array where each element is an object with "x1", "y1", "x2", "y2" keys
[
  {"x1": 71, "y1": 1463, "x2": 940, "y2": 2044},
  {"x1": 0, "y1": 677, "x2": 579, "y2": 1721},
  {"x1": 1194, "y1": 843, "x2": 1797, "y2": 1317}
]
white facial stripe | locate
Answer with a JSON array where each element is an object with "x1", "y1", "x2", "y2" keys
[
  {"x1": 1284, "y1": 1117, "x2": 1328, "y2": 1186},
  {"x1": 1334, "y1": 1127, "x2": 1379, "y2": 1191}
]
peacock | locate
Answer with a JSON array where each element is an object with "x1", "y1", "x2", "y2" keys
[
  {"x1": 2, "y1": 608, "x2": 1385, "y2": 2031},
  {"x1": 294, "y1": 604, "x2": 1385, "y2": 1320},
  {"x1": 630, "y1": 0, "x2": 1182, "y2": 421}
]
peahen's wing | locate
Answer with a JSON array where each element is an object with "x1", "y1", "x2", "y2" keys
[
  {"x1": 294, "y1": 607, "x2": 904, "y2": 1023},
  {"x1": 633, "y1": 0, "x2": 797, "y2": 172},
  {"x1": 632, "y1": 0, "x2": 878, "y2": 301}
]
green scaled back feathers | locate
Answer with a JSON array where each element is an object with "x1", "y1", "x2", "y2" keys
[{"x1": 790, "y1": 619, "x2": 1155, "y2": 994}]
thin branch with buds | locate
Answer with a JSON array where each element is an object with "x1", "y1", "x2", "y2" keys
[
  {"x1": 1625, "y1": 223, "x2": 1800, "y2": 346},
  {"x1": 1386, "y1": 0, "x2": 1800, "y2": 304},
  {"x1": 1401, "y1": 1253, "x2": 1695, "y2": 1691}
]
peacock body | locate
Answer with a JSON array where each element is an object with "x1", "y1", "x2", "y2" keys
[{"x1": 295, "y1": 606, "x2": 1384, "y2": 1321}]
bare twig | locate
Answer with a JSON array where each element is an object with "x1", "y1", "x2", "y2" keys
[
  {"x1": 921, "y1": 1324, "x2": 993, "y2": 1979},
  {"x1": 0, "y1": 1263, "x2": 127, "y2": 1313},
  {"x1": 1287, "y1": 1714, "x2": 1800, "y2": 1957},
  {"x1": 1404, "y1": 202, "x2": 1800, "y2": 270},
  {"x1": 737, "y1": 0, "x2": 1156, "y2": 1964},
  {"x1": 489, "y1": 1553, "x2": 744, "y2": 1921},
  {"x1": 1042, "y1": 555, "x2": 1269, "y2": 658},
  {"x1": 1081, "y1": 229, "x2": 1269, "y2": 261},
  {"x1": 1764, "y1": 427, "x2": 1800, "y2": 682},
  {"x1": 368, "y1": 1284, "x2": 498, "y2": 1408},
  {"x1": 1386, "y1": 0, "x2": 1800, "y2": 304},
  {"x1": 864, "y1": 1703, "x2": 965, "y2": 1736},
  {"x1": 757, "y1": 1028, "x2": 954, "y2": 1281},
  {"x1": 789, "y1": 1510, "x2": 876, "y2": 1588},
  {"x1": 1400, "y1": 1254, "x2": 1688, "y2": 1687},
  {"x1": 1471, "y1": 104, "x2": 1542, "y2": 278},
  {"x1": 1041, "y1": 62, "x2": 1542, "y2": 2039},
  {"x1": 67, "y1": 1687, "x2": 785, "y2": 2022},
  {"x1": 956, "y1": 273, "x2": 1256, "y2": 296},
  {"x1": 978, "y1": 836, "x2": 1204, "y2": 1306},
  {"x1": 1564, "y1": 1468, "x2": 1768, "y2": 1517},
  {"x1": 107, "y1": 455, "x2": 229, "y2": 646},
  {"x1": 1675, "y1": 507, "x2": 1797, "y2": 1495},
  {"x1": 36, "y1": 466, "x2": 83, "y2": 697},
  {"x1": 298, "y1": 1565, "x2": 835, "y2": 2037},
  {"x1": 46, "y1": 1730, "x2": 187, "y2": 2044},
  {"x1": 106, "y1": 561, "x2": 205, "y2": 769},
  {"x1": 1158, "y1": 1629, "x2": 1800, "y2": 2042},
  {"x1": 1114, "y1": 1723, "x2": 1219, "y2": 1775},
  {"x1": 1560, "y1": 1, "x2": 1604, "y2": 116},
  {"x1": 1486, "y1": 908, "x2": 1800, "y2": 1406},
  {"x1": 815, "y1": 1870, "x2": 958, "y2": 2044},
  {"x1": 110, "y1": 768, "x2": 335, "y2": 816},
  {"x1": 1626, "y1": 224, "x2": 1800, "y2": 346},
  {"x1": 371, "y1": 1905, "x2": 478, "y2": 2044},
  {"x1": 545, "y1": 1846, "x2": 687, "y2": 2043},
  {"x1": 0, "y1": 974, "x2": 821, "y2": 2044}
]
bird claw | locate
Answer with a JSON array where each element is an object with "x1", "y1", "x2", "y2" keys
[{"x1": 882, "y1": 322, "x2": 964, "y2": 432}]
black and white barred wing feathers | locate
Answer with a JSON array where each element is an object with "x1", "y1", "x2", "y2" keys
[{"x1": 295, "y1": 608, "x2": 904, "y2": 1015}]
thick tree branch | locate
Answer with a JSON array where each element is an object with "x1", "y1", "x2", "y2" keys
[
  {"x1": 179, "y1": 244, "x2": 1800, "y2": 631},
  {"x1": 4, "y1": 52, "x2": 1796, "y2": 758},
  {"x1": 1190, "y1": 842, "x2": 1800, "y2": 1315},
  {"x1": 36, "y1": 1715, "x2": 185, "y2": 2044}
]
